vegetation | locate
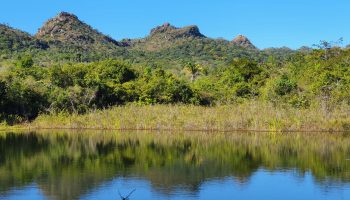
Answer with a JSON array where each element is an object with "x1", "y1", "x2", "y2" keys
[
  {"x1": 30, "y1": 103, "x2": 350, "y2": 132},
  {"x1": 1, "y1": 47, "x2": 350, "y2": 130},
  {"x1": 1, "y1": 12, "x2": 350, "y2": 131}
]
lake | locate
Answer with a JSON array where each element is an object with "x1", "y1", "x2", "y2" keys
[{"x1": 0, "y1": 131, "x2": 350, "y2": 200}]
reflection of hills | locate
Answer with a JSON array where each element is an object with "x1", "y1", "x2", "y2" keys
[
  {"x1": 142, "y1": 161, "x2": 257, "y2": 195},
  {"x1": 37, "y1": 168, "x2": 119, "y2": 200},
  {"x1": 0, "y1": 131, "x2": 350, "y2": 199}
]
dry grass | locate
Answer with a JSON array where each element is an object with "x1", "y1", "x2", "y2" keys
[{"x1": 28, "y1": 101, "x2": 350, "y2": 132}]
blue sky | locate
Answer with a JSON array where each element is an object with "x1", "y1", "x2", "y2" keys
[{"x1": 1, "y1": 0, "x2": 349, "y2": 49}]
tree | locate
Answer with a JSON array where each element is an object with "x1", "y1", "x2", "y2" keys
[
  {"x1": 185, "y1": 62, "x2": 201, "y2": 82},
  {"x1": 274, "y1": 74, "x2": 297, "y2": 96},
  {"x1": 0, "y1": 81, "x2": 7, "y2": 113},
  {"x1": 313, "y1": 38, "x2": 343, "y2": 60},
  {"x1": 136, "y1": 68, "x2": 199, "y2": 104}
]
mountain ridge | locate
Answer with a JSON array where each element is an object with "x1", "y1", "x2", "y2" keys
[
  {"x1": 0, "y1": 11, "x2": 330, "y2": 67},
  {"x1": 2, "y1": 11, "x2": 261, "y2": 52}
]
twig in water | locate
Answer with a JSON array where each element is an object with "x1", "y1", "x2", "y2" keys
[{"x1": 118, "y1": 189, "x2": 136, "y2": 200}]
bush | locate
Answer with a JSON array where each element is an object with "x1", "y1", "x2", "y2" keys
[
  {"x1": 16, "y1": 55, "x2": 34, "y2": 68},
  {"x1": 274, "y1": 74, "x2": 297, "y2": 96}
]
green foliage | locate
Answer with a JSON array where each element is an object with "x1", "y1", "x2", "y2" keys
[
  {"x1": 0, "y1": 60, "x2": 138, "y2": 121},
  {"x1": 0, "y1": 24, "x2": 47, "y2": 52},
  {"x1": 3, "y1": 14, "x2": 350, "y2": 124},
  {"x1": 230, "y1": 58, "x2": 262, "y2": 81},
  {"x1": 274, "y1": 74, "x2": 297, "y2": 96},
  {"x1": 0, "y1": 75, "x2": 48, "y2": 123},
  {"x1": 184, "y1": 62, "x2": 202, "y2": 82},
  {"x1": 0, "y1": 81, "x2": 6, "y2": 113},
  {"x1": 288, "y1": 94, "x2": 310, "y2": 108},
  {"x1": 2, "y1": 43, "x2": 350, "y2": 123},
  {"x1": 234, "y1": 82, "x2": 252, "y2": 97},
  {"x1": 17, "y1": 55, "x2": 34, "y2": 68},
  {"x1": 136, "y1": 68, "x2": 200, "y2": 104},
  {"x1": 195, "y1": 58, "x2": 266, "y2": 103}
]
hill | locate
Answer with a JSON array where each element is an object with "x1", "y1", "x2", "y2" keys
[
  {"x1": 1, "y1": 12, "x2": 298, "y2": 66},
  {"x1": 0, "y1": 24, "x2": 47, "y2": 52},
  {"x1": 126, "y1": 23, "x2": 205, "y2": 51},
  {"x1": 35, "y1": 12, "x2": 125, "y2": 49},
  {"x1": 231, "y1": 35, "x2": 256, "y2": 49}
]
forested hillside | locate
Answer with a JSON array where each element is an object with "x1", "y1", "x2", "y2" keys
[{"x1": 0, "y1": 12, "x2": 294, "y2": 67}]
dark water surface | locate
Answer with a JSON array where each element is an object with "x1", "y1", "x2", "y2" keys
[{"x1": 0, "y1": 131, "x2": 350, "y2": 200}]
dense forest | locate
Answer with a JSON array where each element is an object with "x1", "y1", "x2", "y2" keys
[{"x1": 1, "y1": 12, "x2": 350, "y2": 124}]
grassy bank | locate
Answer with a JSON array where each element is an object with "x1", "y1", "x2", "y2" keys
[
  {"x1": 0, "y1": 122, "x2": 28, "y2": 131},
  {"x1": 24, "y1": 102, "x2": 350, "y2": 132}
]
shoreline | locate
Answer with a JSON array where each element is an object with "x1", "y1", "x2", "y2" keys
[
  {"x1": 2, "y1": 103, "x2": 350, "y2": 133},
  {"x1": 0, "y1": 102, "x2": 350, "y2": 133},
  {"x1": 1, "y1": 126, "x2": 349, "y2": 133}
]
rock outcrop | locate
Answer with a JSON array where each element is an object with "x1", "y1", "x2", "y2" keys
[
  {"x1": 35, "y1": 12, "x2": 123, "y2": 48},
  {"x1": 232, "y1": 35, "x2": 256, "y2": 48},
  {"x1": 149, "y1": 22, "x2": 205, "y2": 39}
]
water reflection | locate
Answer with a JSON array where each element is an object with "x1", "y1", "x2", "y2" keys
[{"x1": 0, "y1": 131, "x2": 350, "y2": 199}]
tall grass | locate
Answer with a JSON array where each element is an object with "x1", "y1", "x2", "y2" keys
[
  {"x1": 0, "y1": 121, "x2": 27, "y2": 131},
  {"x1": 30, "y1": 101, "x2": 350, "y2": 132}
]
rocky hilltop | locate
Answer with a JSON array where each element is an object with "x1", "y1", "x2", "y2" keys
[
  {"x1": 232, "y1": 35, "x2": 255, "y2": 48},
  {"x1": 1, "y1": 12, "x2": 258, "y2": 54},
  {"x1": 35, "y1": 12, "x2": 124, "y2": 49},
  {"x1": 150, "y1": 22, "x2": 205, "y2": 39},
  {"x1": 127, "y1": 22, "x2": 207, "y2": 51},
  {"x1": 0, "y1": 11, "x2": 302, "y2": 66}
]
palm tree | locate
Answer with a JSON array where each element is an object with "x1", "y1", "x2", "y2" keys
[{"x1": 185, "y1": 62, "x2": 201, "y2": 82}]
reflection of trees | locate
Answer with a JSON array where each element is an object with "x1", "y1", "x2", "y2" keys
[{"x1": 0, "y1": 131, "x2": 350, "y2": 199}]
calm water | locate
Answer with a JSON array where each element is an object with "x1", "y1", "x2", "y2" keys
[{"x1": 0, "y1": 131, "x2": 350, "y2": 200}]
